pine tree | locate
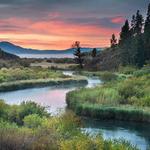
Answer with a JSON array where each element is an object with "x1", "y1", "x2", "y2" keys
[
  {"x1": 73, "y1": 41, "x2": 84, "y2": 68},
  {"x1": 144, "y1": 3, "x2": 150, "y2": 61},
  {"x1": 134, "y1": 35, "x2": 145, "y2": 67},
  {"x1": 110, "y1": 34, "x2": 117, "y2": 48},
  {"x1": 92, "y1": 48, "x2": 97, "y2": 57},
  {"x1": 135, "y1": 10, "x2": 144, "y2": 35},
  {"x1": 130, "y1": 15, "x2": 136, "y2": 36},
  {"x1": 119, "y1": 20, "x2": 130, "y2": 44},
  {"x1": 119, "y1": 20, "x2": 131, "y2": 65}
]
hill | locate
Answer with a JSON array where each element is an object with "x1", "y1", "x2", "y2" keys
[
  {"x1": 0, "y1": 41, "x2": 101, "y2": 55},
  {"x1": 0, "y1": 48, "x2": 19, "y2": 60}
]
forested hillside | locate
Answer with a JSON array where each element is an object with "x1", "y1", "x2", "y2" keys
[{"x1": 83, "y1": 3, "x2": 150, "y2": 71}]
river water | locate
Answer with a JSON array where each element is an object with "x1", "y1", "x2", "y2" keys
[{"x1": 0, "y1": 71, "x2": 149, "y2": 150}]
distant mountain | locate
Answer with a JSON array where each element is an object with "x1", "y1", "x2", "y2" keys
[
  {"x1": 0, "y1": 48, "x2": 19, "y2": 60},
  {"x1": 0, "y1": 42, "x2": 102, "y2": 55},
  {"x1": 0, "y1": 41, "x2": 101, "y2": 55}
]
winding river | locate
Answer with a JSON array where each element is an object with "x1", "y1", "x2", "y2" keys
[{"x1": 0, "y1": 71, "x2": 149, "y2": 150}]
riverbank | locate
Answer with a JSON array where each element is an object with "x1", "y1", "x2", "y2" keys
[
  {"x1": 0, "y1": 77, "x2": 87, "y2": 92},
  {"x1": 66, "y1": 67, "x2": 150, "y2": 123},
  {"x1": 0, "y1": 67, "x2": 88, "y2": 92},
  {"x1": 0, "y1": 100, "x2": 139, "y2": 150}
]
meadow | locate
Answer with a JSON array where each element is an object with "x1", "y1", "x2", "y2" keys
[
  {"x1": 0, "y1": 67, "x2": 87, "y2": 92},
  {"x1": 66, "y1": 67, "x2": 150, "y2": 122}
]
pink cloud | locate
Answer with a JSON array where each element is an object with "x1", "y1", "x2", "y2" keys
[
  {"x1": 0, "y1": 17, "x2": 120, "y2": 49},
  {"x1": 111, "y1": 16, "x2": 125, "y2": 24}
]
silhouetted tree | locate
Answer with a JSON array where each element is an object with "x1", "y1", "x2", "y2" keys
[
  {"x1": 73, "y1": 41, "x2": 83, "y2": 68},
  {"x1": 110, "y1": 34, "x2": 117, "y2": 48},
  {"x1": 119, "y1": 20, "x2": 131, "y2": 65},
  {"x1": 135, "y1": 10, "x2": 144, "y2": 35},
  {"x1": 130, "y1": 15, "x2": 136, "y2": 36},
  {"x1": 133, "y1": 35, "x2": 145, "y2": 67},
  {"x1": 119, "y1": 20, "x2": 130, "y2": 45},
  {"x1": 144, "y1": 3, "x2": 150, "y2": 61},
  {"x1": 92, "y1": 48, "x2": 97, "y2": 57}
]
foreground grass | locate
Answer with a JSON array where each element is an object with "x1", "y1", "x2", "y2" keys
[
  {"x1": 67, "y1": 67, "x2": 150, "y2": 122},
  {"x1": 0, "y1": 100, "x2": 138, "y2": 150}
]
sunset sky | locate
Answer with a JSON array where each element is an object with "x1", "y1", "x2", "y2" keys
[{"x1": 0, "y1": 0, "x2": 148, "y2": 50}]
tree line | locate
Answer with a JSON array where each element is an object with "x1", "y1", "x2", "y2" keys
[
  {"x1": 111, "y1": 3, "x2": 150, "y2": 68},
  {"x1": 74, "y1": 3, "x2": 150, "y2": 69}
]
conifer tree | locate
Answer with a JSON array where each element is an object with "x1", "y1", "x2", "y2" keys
[
  {"x1": 130, "y1": 15, "x2": 136, "y2": 36},
  {"x1": 119, "y1": 20, "x2": 130, "y2": 44},
  {"x1": 144, "y1": 3, "x2": 150, "y2": 61},
  {"x1": 119, "y1": 20, "x2": 131, "y2": 65},
  {"x1": 73, "y1": 41, "x2": 84, "y2": 68},
  {"x1": 110, "y1": 34, "x2": 117, "y2": 48},
  {"x1": 135, "y1": 10, "x2": 144, "y2": 35},
  {"x1": 134, "y1": 35, "x2": 145, "y2": 67},
  {"x1": 92, "y1": 48, "x2": 97, "y2": 57}
]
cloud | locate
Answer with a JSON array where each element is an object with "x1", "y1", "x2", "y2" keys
[{"x1": 0, "y1": 0, "x2": 148, "y2": 49}]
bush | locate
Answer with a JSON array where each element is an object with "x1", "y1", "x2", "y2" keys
[
  {"x1": 133, "y1": 68, "x2": 150, "y2": 77},
  {"x1": 99, "y1": 71, "x2": 118, "y2": 82},
  {"x1": 0, "y1": 100, "x2": 9, "y2": 120},
  {"x1": 118, "y1": 66, "x2": 137, "y2": 74},
  {"x1": 23, "y1": 114, "x2": 44, "y2": 128},
  {"x1": 18, "y1": 101, "x2": 49, "y2": 125},
  {"x1": 0, "y1": 101, "x2": 139, "y2": 150}
]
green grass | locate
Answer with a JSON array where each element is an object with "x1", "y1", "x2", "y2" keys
[
  {"x1": 0, "y1": 67, "x2": 67, "y2": 83},
  {"x1": 66, "y1": 68, "x2": 150, "y2": 122},
  {"x1": 0, "y1": 67, "x2": 88, "y2": 92},
  {"x1": 0, "y1": 77, "x2": 88, "y2": 92},
  {"x1": 0, "y1": 100, "x2": 139, "y2": 150}
]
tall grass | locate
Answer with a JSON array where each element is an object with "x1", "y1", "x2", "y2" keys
[
  {"x1": 0, "y1": 77, "x2": 88, "y2": 92},
  {"x1": 66, "y1": 68, "x2": 150, "y2": 122},
  {"x1": 0, "y1": 67, "x2": 66, "y2": 83}
]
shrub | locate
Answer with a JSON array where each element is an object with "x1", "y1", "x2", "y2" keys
[
  {"x1": 99, "y1": 71, "x2": 118, "y2": 82},
  {"x1": 133, "y1": 68, "x2": 150, "y2": 77},
  {"x1": 18, "y1": 101, "x2": 49, "y2": 125},
  {"x1": 0, "y1": 100, "x2": 9, "y2": 120},
  {"x1": 23, "y1": 114, "x2": 44, "y2": 128},
  {"x1": 118, "y1": 66, "x2": 137, "y2": 74}
]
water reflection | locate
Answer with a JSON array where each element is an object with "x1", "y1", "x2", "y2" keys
[
  {"x1": 83, "y1": 120, "x2": 150, "y2": 150},
  {"x1": 0, "y1": 82, "x2": 87, "y2": 115}
]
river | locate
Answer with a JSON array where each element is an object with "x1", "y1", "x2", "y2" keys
[{"x1": 0, "y1": 71, "x2": 149, "y2": 150}]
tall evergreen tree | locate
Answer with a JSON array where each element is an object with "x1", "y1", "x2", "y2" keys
[
  {"x1": 130, "y1": 15, "x2": 136, "y2": 36},
  {"x1": 110, "y1": 34, "x2": 117, "y2": 48},
  {"x1": 91, "y1": 48, "x2": 97, "y2": 57},
  {"x1": 135, "y1": 10, "x2": 144, "y2": 35},
  {"x1": 119, "y1": 20, "x2": 130, "y2": 45},
  {"x1": 134, "y1": 35, "x2": 145, "y2": 67},
  {"x1": 119, "y1": 20, "x2": 131, "y2": 65},
  {"x1": 144, "y1": 3, "x2": 150, "y2": 61},
  {"x1": 73, "y1": 41, "x2": 84, "y2": 68}
]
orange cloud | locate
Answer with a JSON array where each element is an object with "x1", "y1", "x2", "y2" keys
[{"x1": 0, "y1": 17, "x2": 120, "y2": 49}]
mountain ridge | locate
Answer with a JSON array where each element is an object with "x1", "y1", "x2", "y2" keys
[
  {"x1": 0, "y1": 41, "x2": 102, "y2": 55},
  {"x1": 0, "y1": 48, "x2": 19, "y2": 60}
]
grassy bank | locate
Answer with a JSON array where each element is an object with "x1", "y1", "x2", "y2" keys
[
  {"x1": 0, "y1": 77, "x2": 87, "y2": 92},
  {"x1": 0, "y1": 67, "x2": 66, "y2": 82},
  {"x1": 66, "y1": 67, "x2": 150, "y2": 123},
  {"x1": 0, "y1": 67, "x2": 87, "y2": 92},
  {"x1": 0, "y1": 100, "x2": 138, "y2": 150}
]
